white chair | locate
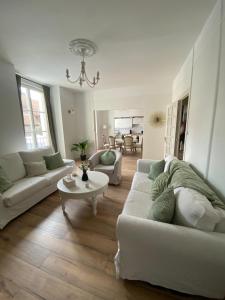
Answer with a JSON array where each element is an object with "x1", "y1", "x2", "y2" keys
[{"x1": 88, "y1": 150, "x2": 122, "y2": 185}]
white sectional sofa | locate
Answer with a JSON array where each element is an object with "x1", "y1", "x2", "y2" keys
[
  {"x1": 0, "y1": 147, "x2": 74, "y2": 229},
  {"x1": 115, "y1": 159, "x2": 225, "y2": 299}
]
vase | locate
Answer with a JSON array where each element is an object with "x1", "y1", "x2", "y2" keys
[{"x1": 82, "y1": 170, "x2": 88, "y2": 181}]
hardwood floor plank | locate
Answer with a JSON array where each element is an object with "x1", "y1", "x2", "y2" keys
[
  {"x1": 65, "y1": 228, "x2": 117, "y2": 256},
  {"x1": 0, "y1": 233, "x2": 50, "y2": 268},
  {"x1": 0, "y1": 275, "x2": 19, "y2": 300},
  {"x1": 41, "y1": 254, "x2": 122, "y2": 300},
  {"x1": 0, "y1": 249, "x2": 101, "y2": 300},
  {"x1": 10, "y1": 225, "x2": 111, "y2": 273}
]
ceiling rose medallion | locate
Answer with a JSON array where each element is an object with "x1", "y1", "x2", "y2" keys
[{"x1": 66, "y1": 38, "x2": 100, "y2": 88}]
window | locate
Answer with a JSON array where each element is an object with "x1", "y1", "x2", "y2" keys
[{"x1": 21, "y1": 80, "x2": 51, "y2": 149}]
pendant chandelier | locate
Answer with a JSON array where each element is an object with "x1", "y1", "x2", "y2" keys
[{"x1": 66, "y1": 39, "x2": 100, "y2": 88}]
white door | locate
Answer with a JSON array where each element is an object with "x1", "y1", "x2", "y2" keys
[{"x1": 164, "y1": 102, "x2": 178, "y2": 157}]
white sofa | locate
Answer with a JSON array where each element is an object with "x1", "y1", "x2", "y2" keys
[
  {"x1": 115, "y1": 159, "x2": 225, "y2": 299},
  {"x1": 0, "y1": 147, "x2": 74, "y2": 229}
]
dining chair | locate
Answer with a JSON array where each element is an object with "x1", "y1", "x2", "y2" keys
[
  {"x1": 123, "y1": 136, "x2": 135, "y2": 153},
  {"x1": 108, "y1": 136, "x2": 120, "y2": 150}
]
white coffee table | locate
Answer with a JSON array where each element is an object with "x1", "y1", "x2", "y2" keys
[{"x1": 57, "y1": 171, "x2": 109, "y2": 215}]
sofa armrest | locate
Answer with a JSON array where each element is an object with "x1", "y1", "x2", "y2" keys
[
  {"x1": 63, "y1": 159, "x2": 75, "y2": 168},
  {"x1": 117, "y1": 214, "x2": 225, "y2": 264},
  {"x1": 113, "y1": 152, "x2": 122, "y2": 174},
  {"x1": 136, "y1": 159, "x2": 159, "y2": 173},
  {"x1": 88, "y1": 151, "x2": 103, "y2": 170}
]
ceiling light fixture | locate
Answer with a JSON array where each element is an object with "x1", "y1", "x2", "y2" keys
[{"x1": 66, "y1": 39, "x2": 100, "y2": 88}]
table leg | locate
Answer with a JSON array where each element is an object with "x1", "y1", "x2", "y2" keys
[
  {"x1": 61, "y1": 195, "x2": 66, "y2": 214},
  {"x1": 92, "y1": 196, "x2": 98, "y2": 216}
]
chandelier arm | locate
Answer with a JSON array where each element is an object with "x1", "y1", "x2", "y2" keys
[
  {"x1": 83, "y1": 72, "x2": 95, "y2": 87},
  {"x1": 84, "y1": 70, "x2": 96, "y2": 85},
  {"x1": 85, "y1": 81, "x2": 95, "y2": 88},
  {"x1": 67, "y1": 68, "x2": 83, "y2": 84},
  {"x1": 67, "y1": 76, "x2": 81, "y2": 84}
]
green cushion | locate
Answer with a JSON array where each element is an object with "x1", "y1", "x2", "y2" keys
[
  {"x1": 148, "y1": 160, "x2": 165, "y2": 180},
  {"x1": 149, "y1": 188, "x2": 175, "y2": 223},
  {"x1": 43, "y1": 152, "x2": 64, "y2": 170},
  {"x1": 0, "y1": 166, "x2": 13, "y2": 193},
  {"x1": 151, "y1": 172, "x2": 170, "y2": 201},
  {"x1": 100, "y1": 151, "x2": 116, "y2": 165}
]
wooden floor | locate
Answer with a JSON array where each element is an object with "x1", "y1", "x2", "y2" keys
[{"x1": 0, "y1": 153, "x2": 206, "y2": 300}]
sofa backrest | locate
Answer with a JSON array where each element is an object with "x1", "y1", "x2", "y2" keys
[
  {"x1": 19, "y1": 147, "x2": 53, "y2": 164},
  {"x1": 0, "y1": 153, "x2": 26, "y2": 182}
]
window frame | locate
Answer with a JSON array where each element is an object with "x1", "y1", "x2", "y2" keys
[{"x1": 21, "y1": 79, "x2": 52, "y2": 149}]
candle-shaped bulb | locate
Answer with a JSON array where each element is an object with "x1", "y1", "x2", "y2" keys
[
  {"x1": 97, "y1": 71, "x2": 100, "y2": 80},
  {"x1": 66, "y1": 69, "x2": 70, "y2": 78}
]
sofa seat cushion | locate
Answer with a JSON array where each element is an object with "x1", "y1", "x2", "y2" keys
[
  {"x1": 122, "y1": 190, "x2": 153, "y2": 219},
  {"x1": 0, "y1": 153, "x2": 26, "y2": 182},
  {"x1": 2, "y1": 177, "x2": 49, "y2": 207},
  {"x1": 131, "y1": 172, "x2": 153, "y2": 194},
  {"x1": 94, "y1": 164, "x2": 114, "y2": 175},
  {"x1": 19, "y1": 147, "x2": 53, "y2": 163},
  {"x1": 41, "y1": 166, "x2": 72, "y2": 184}
]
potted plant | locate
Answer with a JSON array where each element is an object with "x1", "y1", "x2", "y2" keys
[{"x1": 71, "y1": 140, "x2": 88, "y2": 161}]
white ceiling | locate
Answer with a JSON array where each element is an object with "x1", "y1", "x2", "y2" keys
[{"x1": 0, "y1": 0, "x2": 216, "y2": 92}]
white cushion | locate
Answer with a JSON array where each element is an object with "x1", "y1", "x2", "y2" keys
[
  {"x1": 131, "y1": 172, "x2": 152, "y2": 194},
  {"x1": 2, "y1": 177, "x2": 49, "y2": 207},
  {"x1": 122, "y1": 190, "x2": 153, "y2": 218},
  {"x1": 174, "y1": 187, "x2": 220, "y2": 232},
  {"x1": 41, "y1": 165, "x2": 72, "y2": 184},
  {"x1": 214, "y1": 208, "x2": 225, "y2": 233},
  {"x1": 19, "y1": 147, "x2": 53, "y2": 163},
  {"x1": 0, "y1": 153, "x2": 26, "y2": 182},
  {"x1": 94, "y1": 164, "x2": 114, "y2": 174},
  {"x1": 164, "y1": 155, "x2": 176, "y2": 172},
  {"x1": 24, "y1": 161, "x2": 47, "y2": 177}
]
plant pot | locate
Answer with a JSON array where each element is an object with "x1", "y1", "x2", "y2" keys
[
  {"x1": 82, "y1": 170, "x2": 88, "y2": 181},
  {"x1": 80, "y1": 154, "x2": 87, "y2": 161}
]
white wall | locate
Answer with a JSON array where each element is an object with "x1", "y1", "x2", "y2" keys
[
  {"x1": 172, "y1": 50, "x2": 193, "y2": 102},
  {"x1": 172, "y1": 0, "x2": 225, "y2": 200},
  {"x1": 51, "y1": 86, "x2": 95, "y2": 159},
  {"x1": 207, "y1": 2, "x2": 225, "y2": 199},
  {"x1": 0, "y1": 60, "x2": 26, "y2": 155},
  {"x1": 185, "y1": 1, "x2": 221, "y2": 176},
  {"x1": 93, "y1": 87, "x2": 170, "y2": 159}
]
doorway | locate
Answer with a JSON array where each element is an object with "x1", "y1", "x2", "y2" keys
[{"x1": 174, "y1": 96, "x2": 189, "y2": 160}]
